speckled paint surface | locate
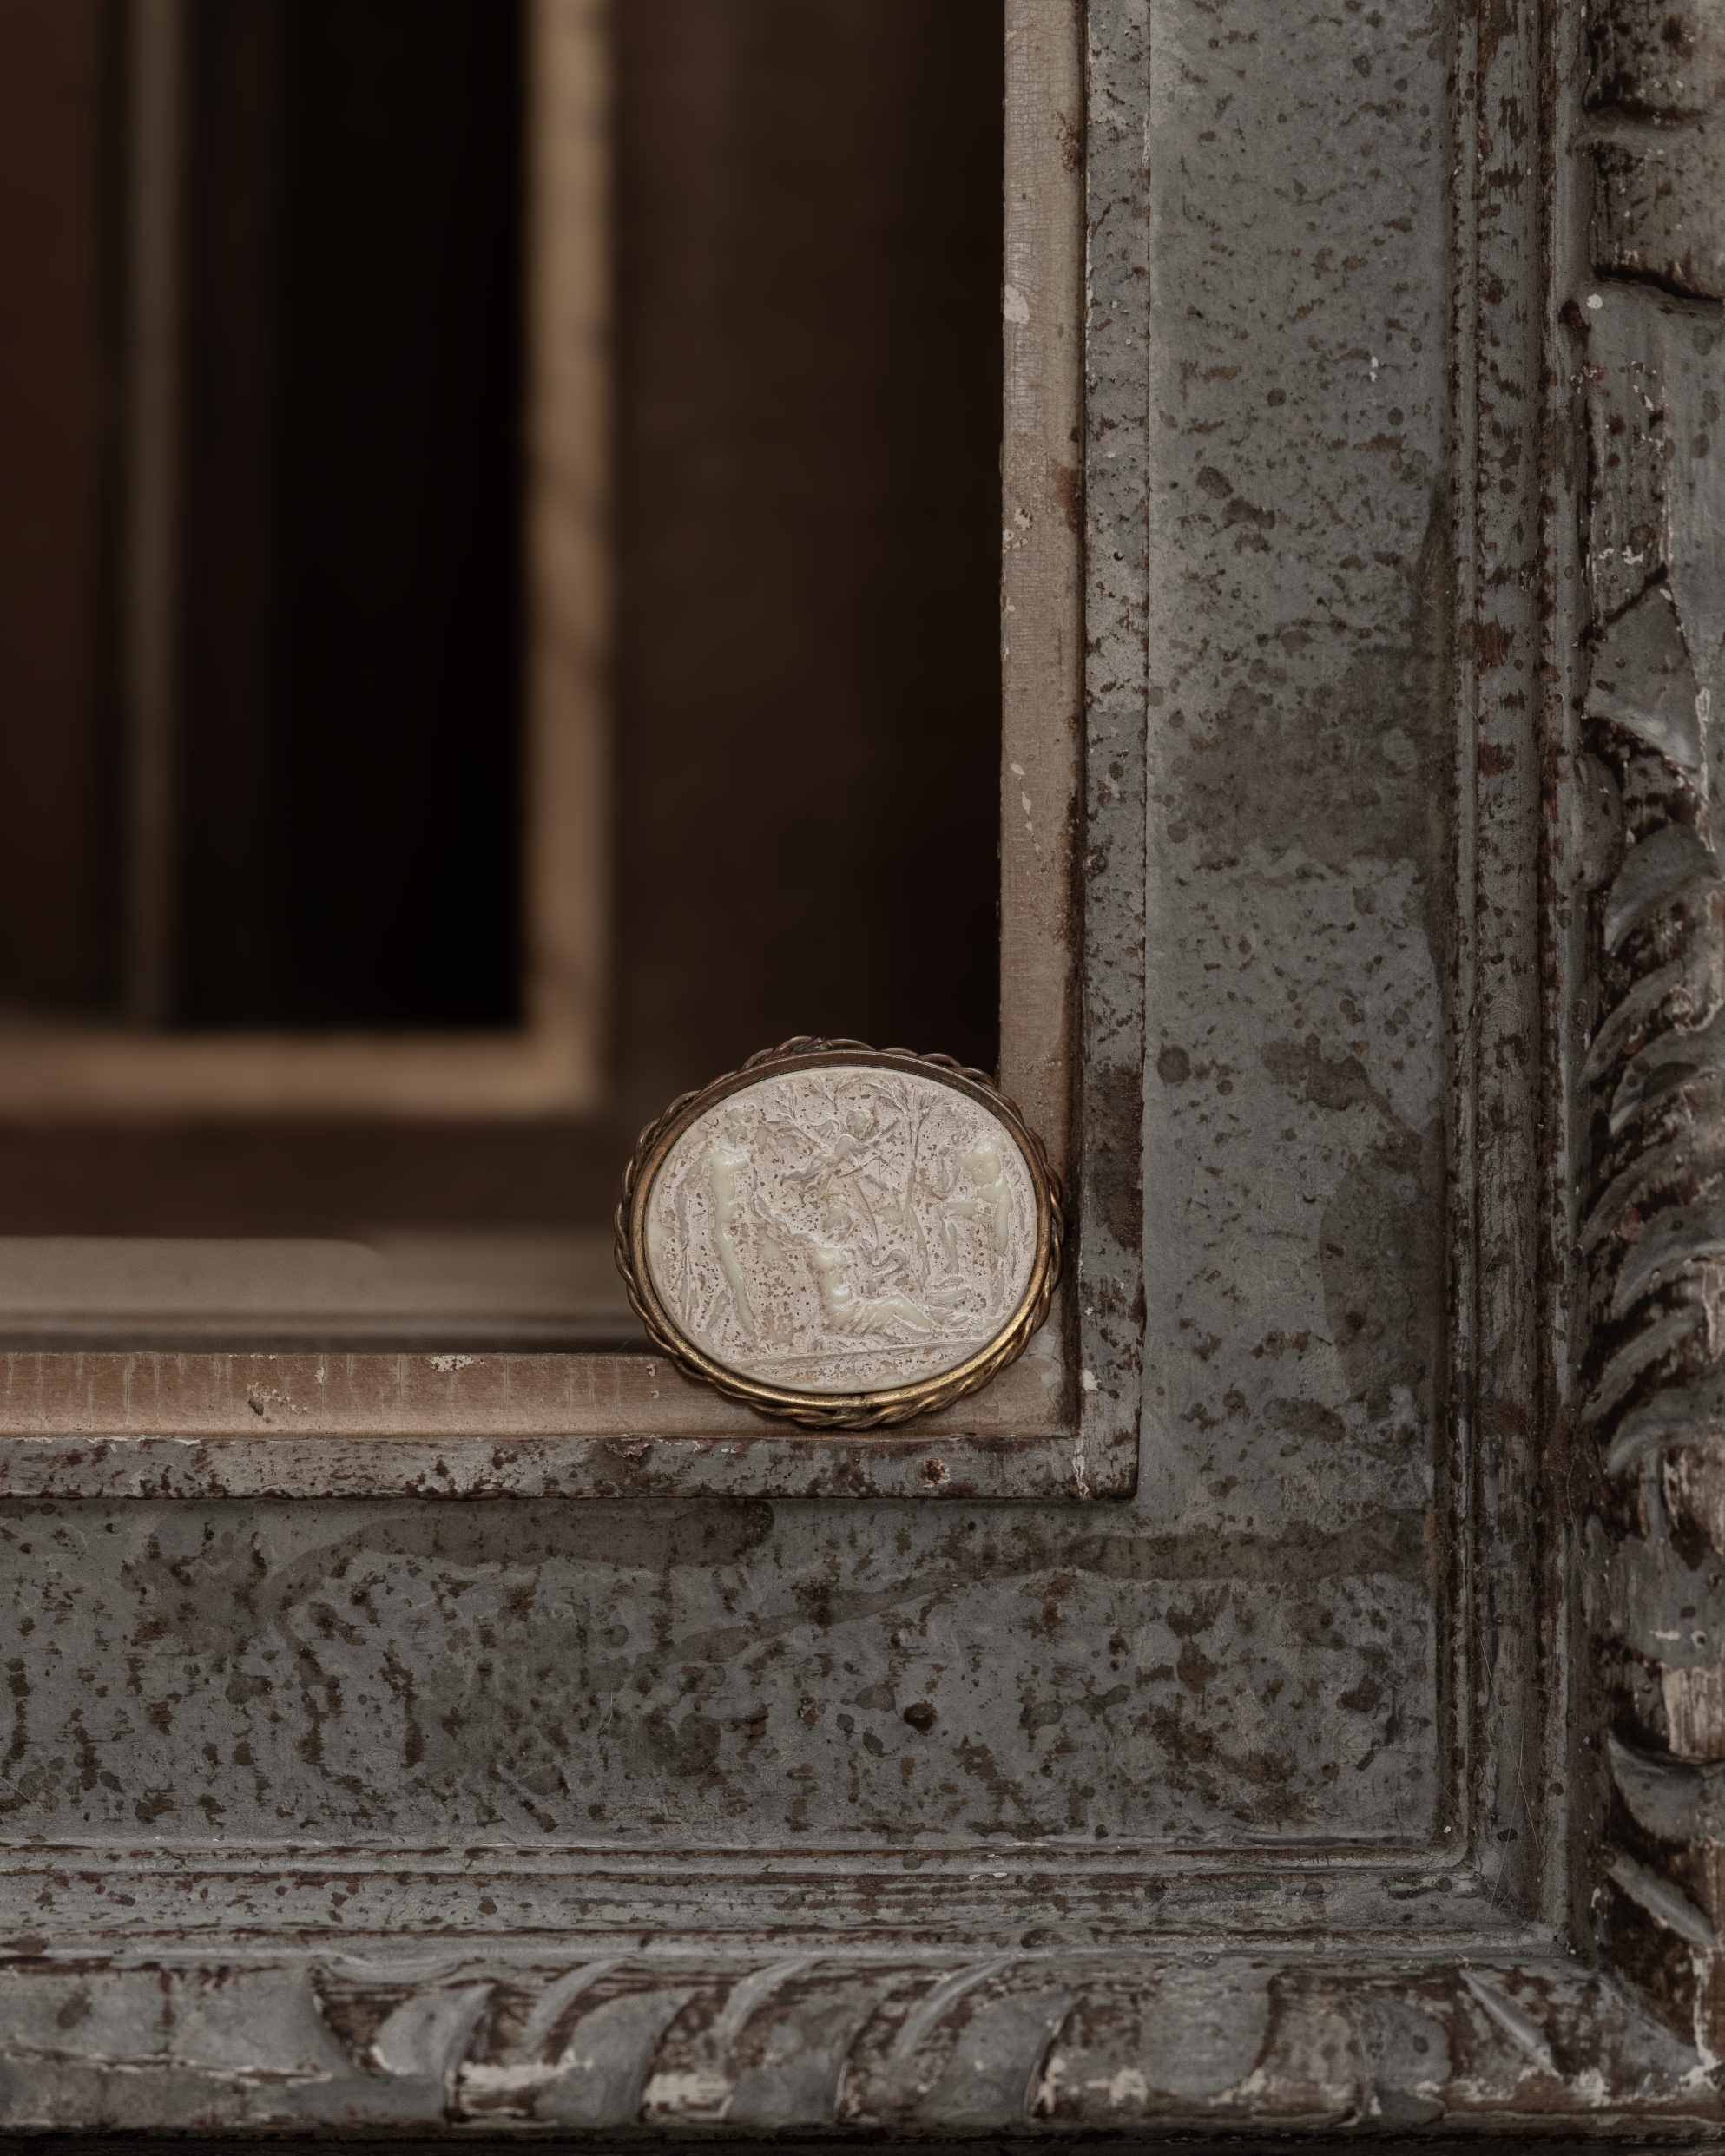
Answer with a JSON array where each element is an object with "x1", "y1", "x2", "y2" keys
[
  {"x1": 6, "y1": 0, "x2": 1722, "y2": 2135},
  {"x1": 0, "y1": 0, "x2": 1452, "y2": 1862}
]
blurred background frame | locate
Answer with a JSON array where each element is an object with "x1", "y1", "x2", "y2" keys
[{"x1": 1, "y1": 0, "x2": 603, "y2": 1118}]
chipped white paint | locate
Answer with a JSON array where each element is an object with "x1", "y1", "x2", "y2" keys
[
  {"x1": 642, "y1": 1068, "x2": 1037, "y2": 1395},
  {"x1": 1003, "y1": 282, "x2": 1031, "y2": 322}
]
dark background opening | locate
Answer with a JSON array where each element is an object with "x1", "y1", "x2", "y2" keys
[
  {"x1": 174, "y1": 0, "x2": 524, "y2": 1029},
  {"x1": 0, "y1": 0, "x2": 1004, "y2": 1235},
  {"x1": 611, "y1": 0, "x2": 1004, "y2": 1119}
]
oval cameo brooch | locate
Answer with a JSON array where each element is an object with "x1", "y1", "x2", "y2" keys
[{"x1": 616, "y1": 1038, "x2": 1063, "y2": 1428}]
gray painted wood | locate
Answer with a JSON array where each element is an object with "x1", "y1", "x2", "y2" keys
[{"x1": 9, "y1": 0, "x2": 1725, "y2": 2135}]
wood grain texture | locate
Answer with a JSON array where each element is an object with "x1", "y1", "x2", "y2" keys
[
  {"x1": 1001, "y1": 0, "x2": 1083, "y2": 1164},
  {"x1": 526, "y1": 0, "x2": 609, "y2": 1101},
  {"x1": 0, "y1": 1338, "x2": 1100, "y2": 1497}
]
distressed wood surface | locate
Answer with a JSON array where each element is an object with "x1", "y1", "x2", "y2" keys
[
  {"x1": 1136, "y1": 0, "x2": 1459, "y2": 1856},
  {"x1": 1001, "y1": 0, "x2": 1083, "y2": 1167},
  {"x1": 1464, "y1": 0, "x2": 1558, "y2": 1934},
  {"x1": 0, "y1": 0, "x2": 1448, "y2": 1884},
  {"x1": 1564, "y1": 0, "x2": 1725, "y2": 2067},
  {"x1": 1075, "y1": 0, "x2": 1149, "y2": 1509},
  {"x1": 1584, "y1": 0, "x2": 1725, "y2": 303},
  {"x1": 0, "y1": 1840, "x2": 1531, "y2": 1946},
  {"x1": 1001, "y1": 0, "x2": 1144, "y2": 1501},
  {"x1": 0, "y1": 1339, "x2": 1107, "y2": 1500},
  {"x1": 13, "y1": 0, "x2": 1725, "y2": 2135},
  {"x1": 0, "y1": 1948, "x2": 1716, "y2": 2135}
]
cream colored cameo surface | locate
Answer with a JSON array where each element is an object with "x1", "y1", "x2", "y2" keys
[{"x1": 642, "y1": 1066, "x2": 1040, "y2": 1396}]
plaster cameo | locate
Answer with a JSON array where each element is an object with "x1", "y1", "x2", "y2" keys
[{"x1": 617, "y1": 1042, "x2": 1062, "y2": 1426}]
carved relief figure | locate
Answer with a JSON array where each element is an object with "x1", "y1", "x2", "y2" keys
[
  {"x1": 701, "y1": 1126, "x2": 755, "y2": 1337},
  {"x1": 755, "y1": 1195, "x2": 937, "y2": 1339},
  {"x1": 933, "y1": 1133, "x2": 1017, "y2": 1309},
  {"x1": 644, "y1": 1069, "x2": 1037, "y2": 1392}
]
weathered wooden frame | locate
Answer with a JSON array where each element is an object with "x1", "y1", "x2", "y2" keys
[{"x1": 15, "y1": 0, "x2": 1725, "y2": 2139}]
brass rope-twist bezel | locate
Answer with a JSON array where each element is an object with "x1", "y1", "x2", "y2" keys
[{"x1": 614, "y1": 1038, "x2": 1064, "y2": 1429}]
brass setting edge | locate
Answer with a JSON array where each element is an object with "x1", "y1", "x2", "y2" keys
[{"x1": 615, "y1": 1036, "x2": 1065, "y2": 1430}]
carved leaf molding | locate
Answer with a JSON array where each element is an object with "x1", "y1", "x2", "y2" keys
[
  {"x1": 0, "y1": 1953, "x2": 1720, "y2": 2133},
  {"x1": 1581, "y1": 0, "x2": 1725, "y2": 2063}
]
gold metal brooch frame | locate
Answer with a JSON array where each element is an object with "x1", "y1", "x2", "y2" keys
[{"x1": 615, "y1": 1038, "x2": 1065, "y2": 1430}]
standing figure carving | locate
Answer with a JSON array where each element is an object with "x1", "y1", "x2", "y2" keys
[{"x1": 702, "y1": 1125, "x2": 756, "y2": 1337}]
